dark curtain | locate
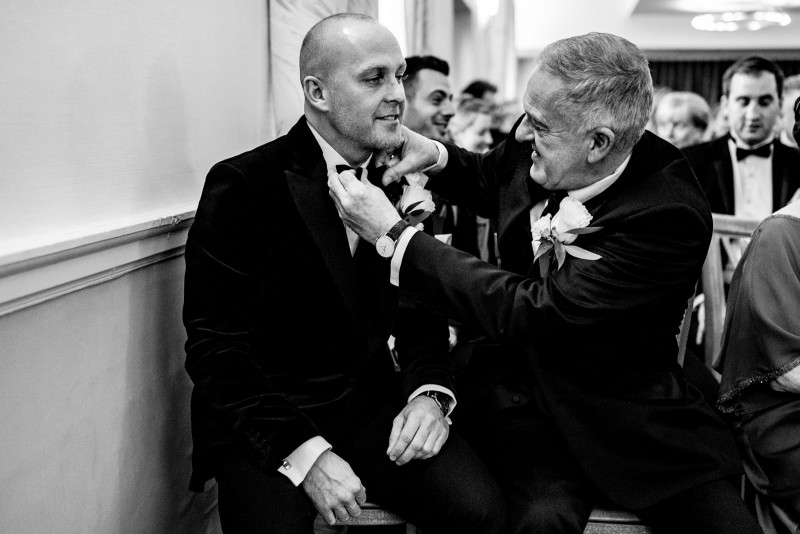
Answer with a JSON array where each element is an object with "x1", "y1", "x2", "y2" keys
[{"x1": 650, "y1": 58, "x2": 800, "y2": 106}]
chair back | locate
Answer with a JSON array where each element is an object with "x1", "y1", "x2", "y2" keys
[{"x1": 701, "y1": 214, "x2": 760, "y2": 370}]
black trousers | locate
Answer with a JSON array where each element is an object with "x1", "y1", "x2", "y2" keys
[
  {"x1": 212, "y1": 403, "x2": 508, "y2": 534},
  {"x1": 455, "y1": 401, "x2": 762, "y2": 534}
]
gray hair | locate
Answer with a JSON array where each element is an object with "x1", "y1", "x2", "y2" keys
[
  {"x1": 784, "y1": 73, "x2": 800, "y2": 94},
  {"x1": 538, "y1": 32, "x2": 653, "y2": 153},
  {"x1": 658, "y1": 91, "x2": 711, "y2": 131}
]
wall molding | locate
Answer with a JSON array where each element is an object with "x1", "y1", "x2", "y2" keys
[{"x1": 0, "y1": 209, "x2": 195, "y2": 317}]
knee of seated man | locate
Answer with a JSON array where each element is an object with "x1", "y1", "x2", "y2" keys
[
  {"x1": 444, "y1": 497, "x2": 507, "y2": 534},
  {"x1": 434, "y1": 477, "x2": 508, "y2": 534},
  {"x1": 511, "y1": 497, "x2": 585, "y2": 534}
]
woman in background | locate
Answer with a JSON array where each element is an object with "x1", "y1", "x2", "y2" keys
[{"x1": 716, "y1": 96, "x2": 800, "y2": 534}]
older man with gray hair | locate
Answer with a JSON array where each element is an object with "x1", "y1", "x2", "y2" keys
[
  {"x1": 654, "y1": 90, "x2": 711, "y2": 148},
  {"x1": 331, "y1": 32, "x2": 760, "y2": 533}
]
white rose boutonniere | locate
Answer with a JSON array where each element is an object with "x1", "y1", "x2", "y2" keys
[
  {"x1": 397, "y1": 172, "x2": 436, "y2": 228},
  {"x1": 532, "y1": 196, "x2": 602, "y2": 276}
]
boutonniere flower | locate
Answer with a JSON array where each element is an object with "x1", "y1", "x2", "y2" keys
[
  {"x1": 532, "y1": 196, "x2": 602, "y2": 276},
  {"x1": 397, "y1": 172, "x2": 436, "y2": 228}
]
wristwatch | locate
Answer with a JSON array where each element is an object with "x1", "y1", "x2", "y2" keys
[
  {"x1": 420, "y1": 390, "x2": 451, "y2": 416},
  {"x1": 375, "y1": 219, "x2": 410, "y2": 258}
]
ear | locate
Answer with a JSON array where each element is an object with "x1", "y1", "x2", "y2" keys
[
  {"x1": 586, "y1": 127, "x2": 615, "y2": 164},
  {"x1": 303, "y1": 76, "x2": 329, "y2": 112},
  {"x1": 720, "y1": 94, "x2": 728, "y2": 110}
]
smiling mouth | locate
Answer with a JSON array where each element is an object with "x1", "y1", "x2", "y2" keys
[{"x1": 378, "y1": 115, "x2": 400, "y2": 121}]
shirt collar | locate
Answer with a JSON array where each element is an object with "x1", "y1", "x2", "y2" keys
[
  {"x1": 306, "y1": 119, "x2": 372, "y2": 174},
  {"x1": 567, "y1": 153, "x2": 632, "y2": 204}
]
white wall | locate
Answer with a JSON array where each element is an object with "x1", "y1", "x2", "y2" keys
[
  {"x1": 0, "y1": 1, "x2": 269, "y2": 531},
  {"x1": 0, "y1": 0, "x2": 269, "y2": 257},
  {"x1": 0, "y1": 257, "x2": 219, "y2": 534}
]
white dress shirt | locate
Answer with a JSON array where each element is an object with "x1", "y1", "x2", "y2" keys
[{"x1": 728, "y1": 134, "x2": 774, "y2": 220}]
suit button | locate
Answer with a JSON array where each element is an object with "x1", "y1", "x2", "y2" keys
[{"x1": 512, "y1": 395, "x2": 521, "y2": 403}]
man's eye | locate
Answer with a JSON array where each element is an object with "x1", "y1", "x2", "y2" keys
[
  {"x1": 399, "y1": 74, "x2": 408, "y2": 82},
  {"x1": 366, "y1": 77, "x2": 382, "y2": 85}
]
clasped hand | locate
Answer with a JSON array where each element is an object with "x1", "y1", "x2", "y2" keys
[
  {"x1": 387, "y1": 395, "x2": 450, "y2": 466},
  {"x1": 302, "y1": 396, "x2": 449, "y2": 524},
  {"x1": 302, "y1": 450, "x2": 366, "y2": 525}
]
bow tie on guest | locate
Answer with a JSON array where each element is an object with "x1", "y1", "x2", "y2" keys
[
  {"x1": 335, "y1": 164, "x2": 364, "y2": 179},
  {"x1": 736, "y1": 144, "x2": 771, "y2": 161}
]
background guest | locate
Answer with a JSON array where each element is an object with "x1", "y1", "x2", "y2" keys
[
  {"x1": 716, "y1": 99, "x2": 800, "y2": 534},
  {"x1": 461, "y1": 79, "x2": 499, "y2": 105},
  {"x1": 779, "y1": 74, "x2": 800, "y2": 149},
  {"x1": 653, "y1": 91, "x2": 711, "y2": 148},
  {"x1": 717, "y1": 190, "x2": 800, "y2": 534},
  {"x1": 683, "y1": 56, "x2": 800, "y2": 219},
  {"x1": 448, "y1": 97, "x2": 496, "y2": 155},
  {"x1": 402, "y1": 55, "x2": 455, "y2": 142}
]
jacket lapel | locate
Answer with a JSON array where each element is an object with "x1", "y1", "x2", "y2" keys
[
  {"x1": 714, "y1": 136, "x2": 735, "y2": 214},
  {"x1": 772, "y1": 142, "x2": 792, "y2": 209},
  {"x1": 283, "y1": 118, "x2": 367, "y2": 333}
]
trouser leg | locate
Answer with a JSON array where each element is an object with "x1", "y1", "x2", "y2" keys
[
  {"x1": 637, "y1": 477, "x2": 762, "y2": 534},
  {"x1": 213, "y1": 446, "x2": 317, "y2": 534}
]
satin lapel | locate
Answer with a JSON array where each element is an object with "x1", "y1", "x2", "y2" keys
[
  {"x1": 772, "y1": 143, "x2": 791, "y2": 208},
  {"x1": 714, "y1": 137, "x2": 735, "y2": 214},
  {"x1": 284, "y1": 151, "x2": 365, "y2": 331}
]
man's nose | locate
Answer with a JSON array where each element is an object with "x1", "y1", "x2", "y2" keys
[
  {"x1": 744, "y1": 101, "x2": 761, "y2": 119},
  {"x1": 515, "y1": 117, "x2": 533, "y2": 143},
  {"x1": 441, "y1": 98, "x2": 455, "y2": 119},
  {"x1": 389, "y1": 77, "x2": 406, "y2": 103}
]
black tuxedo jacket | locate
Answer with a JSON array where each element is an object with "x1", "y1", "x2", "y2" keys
[
  {"x1": 399, "y1": 127, "x2": 741, "y2": 508},
  {"x1": 682, "y1": 134, "x2": 800, "y2": 214},
  {"x1": 183, "y1": 117, "x2": 451, "y2": 490}
]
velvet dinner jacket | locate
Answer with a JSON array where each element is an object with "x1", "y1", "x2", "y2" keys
[
  {"x1": 399, "y1": 126, "x2": 742, "y2": 509},
  {"x1": 183, "y1": 117, "x2": 452, "y2": 490},
  {"x1": 682, "y1": 134, "x2": 800, "y2": 215}
]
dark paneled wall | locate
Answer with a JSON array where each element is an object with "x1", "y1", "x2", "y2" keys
[{"x1": 648, "y1": 50, "x2": 800, "y2": 105}]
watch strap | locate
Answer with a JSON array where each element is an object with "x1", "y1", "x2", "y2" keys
[
  {"x1": 421, "y1": 390, "x2": 450, "y2": 416},
  {"x1": 386, "y1": 219, "x2": 410, "y2": 242}
]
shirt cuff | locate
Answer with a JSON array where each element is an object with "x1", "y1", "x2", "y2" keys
[
  {"x1": 277, "y1": 436, "x2": 332, "y2": 486},
  {"x1": 408, "y1": 384, "x2": 457, "y2": 417},
  {"x1": 421, "y1": 140, "x2": 448, "y2": 174},
  {"x1": 390, "y1": 225, "x2": 419, "y2": 286}
]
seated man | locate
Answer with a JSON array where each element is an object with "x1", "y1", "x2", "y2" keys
[
  {"x1": 331, "y1": 31, "x2": 761, "y2": 533},
  {"x1": 182, "y1": 13, "x2": 505, "y2": 534},
  {"x1": 717, "y1": 100, "x2": 800, "y2": 534}
]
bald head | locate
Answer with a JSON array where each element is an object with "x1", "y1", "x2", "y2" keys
[
  {"x1": 300, "y1": 13, "x2": 381, "y2": 82},
  {"x1": 298, "y1": 13, "x2": 406, "y2": 165}
]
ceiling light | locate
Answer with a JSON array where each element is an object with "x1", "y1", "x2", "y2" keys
[{"x1": 691, "y1": 8, "x2": 792, "y2": 31}]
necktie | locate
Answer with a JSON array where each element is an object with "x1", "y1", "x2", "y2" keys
[
  {"x1": 541, "y1": 190, "x2": 569, "y2": 218},
  {"x1": 736, "y1": 144, "x2": 771, "y2": 161},
  {"x1": 335, "y1": 164, "x2": 364, "y2": 179}
]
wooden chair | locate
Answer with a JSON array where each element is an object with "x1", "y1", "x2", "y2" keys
[
  {"x1": 314, "y1": 502, "x2": 418, "y2": 533},
  {"x1": 700, "y1": 214, "x2": 760, "y2": 371}
]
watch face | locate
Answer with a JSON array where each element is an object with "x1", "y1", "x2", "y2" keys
[{"x1": 376, "y1": 235, "x2": 395, "y2": 258}]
